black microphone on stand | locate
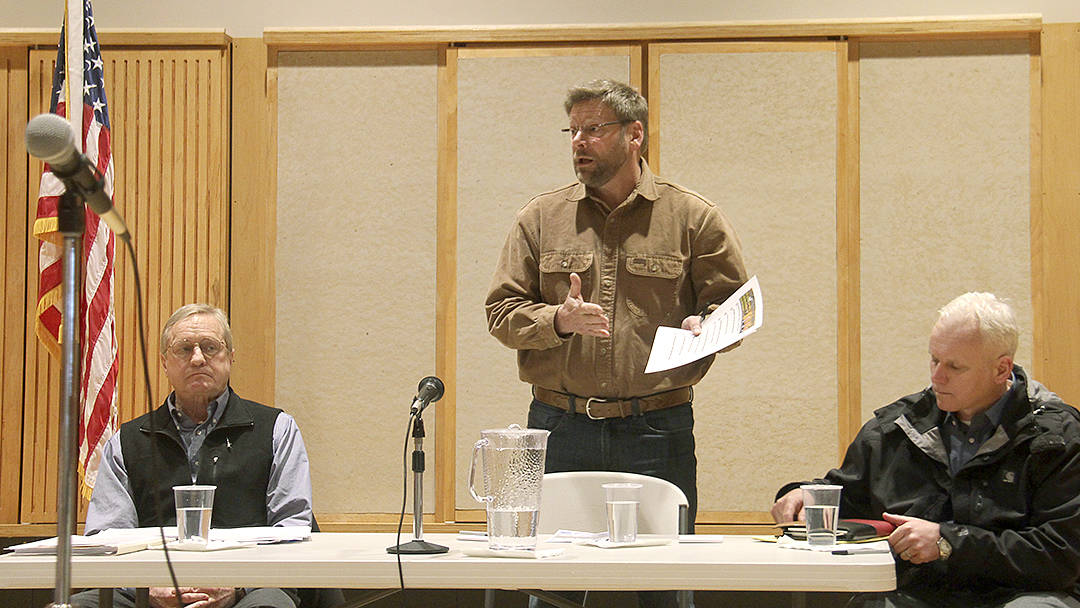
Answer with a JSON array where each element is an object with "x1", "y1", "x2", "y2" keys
[
  {"x1": 25, "y1": 113, "x2": 130, "y2": 240},
  {"x1": 410, "y1": 376, "x2": 444, "y2": 415},
  {"x1": 389, "y1": 375, "x2": 449, "y2": 555}
]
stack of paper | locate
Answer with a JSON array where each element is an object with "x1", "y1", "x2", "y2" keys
[{"x1": 6, "y1": 528, "x2": 167, "y2": 556}]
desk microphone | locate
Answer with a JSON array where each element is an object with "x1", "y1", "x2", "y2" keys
[{"x1": 410, "y1": 376, "x2": 444, "y2": 415}]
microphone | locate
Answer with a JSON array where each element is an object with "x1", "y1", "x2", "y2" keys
[
  {"x1": 410, "y1": 376, "x2": 445, "y2": 415},
  {"x1": 25, "y1": 113, "x2": 129, "y2": 239}
]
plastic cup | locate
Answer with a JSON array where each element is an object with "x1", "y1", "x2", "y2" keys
[
  {"x1": 603, "y1": 483, "x2": 642, "y2": 543},
  {"x1": 173, "y1": 485, "x2": 216, "y2": 547},
  {"x1": 801, "y1": 484, "x2": 842, "y2": 546}
]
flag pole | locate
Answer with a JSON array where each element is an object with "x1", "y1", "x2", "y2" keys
[{"x1": 52, "y1": 0, "x2": 85, "y2": 606}]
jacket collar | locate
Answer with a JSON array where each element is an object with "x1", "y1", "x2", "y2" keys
[
  {"x1": 886, "y1": 365, "x2": 1047, "y2": 465},
  {"x1": 141, "y1": 387, "x2": 253, "y2": 437}
]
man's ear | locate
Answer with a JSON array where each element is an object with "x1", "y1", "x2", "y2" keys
[{"x1": 995, "y1": 355, "x2": 1013, "y2": 383}]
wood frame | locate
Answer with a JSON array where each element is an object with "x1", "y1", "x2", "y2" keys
[{"x1": 6, "y1": 15, "x2": 1079, "y2": 537}]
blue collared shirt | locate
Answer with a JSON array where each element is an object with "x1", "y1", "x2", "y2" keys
[
  {"x1": 84, "y1": 388, "x2": 313, "y2": 533},
  {"x1": 941, "y1": 374, "x2": 1015, "y2": 476}
]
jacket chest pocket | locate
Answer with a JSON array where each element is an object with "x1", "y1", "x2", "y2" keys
[
  {"x1": 539, "y1": 251, "x2": 593, "y2": 303},
  {"x1": 624, "y1": 253, "x2": 685, "y2": 318}
]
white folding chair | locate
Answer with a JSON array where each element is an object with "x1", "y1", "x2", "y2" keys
[
  {"x1": 537, "y1": 471, "x2": 691, "y2": 536},
  {"x1": 495, "y1": 471, "x2": 691, "y2": 608}
]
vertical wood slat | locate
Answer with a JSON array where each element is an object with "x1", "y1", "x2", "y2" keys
[
  {"x1": 434, "y1": 45, "x2": 458, "y2": 523},
  {"x1": 229, "y1": 38, "x2": 273, "y2": 406},
  {"x1": 836, "y1": 40, "x2": 862, "y2": 456},
  {"x1": 24, "y1": 51, "x2": 60, "y2": 523},
  {"x1": 22, "y1": 47, "x2": 229, "y2": 523},
  {"x1": 0, "y1": 47, "x2": 28, "y2": 524},
  {"x1": 1035, "y1": 24, "x2": 1080, "y2": 405}
]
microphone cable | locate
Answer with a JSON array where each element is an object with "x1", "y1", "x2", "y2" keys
[
  {"x1": 394, "y1": 411, "x2": 418, "y2": 607},
  {"x1": 121, "y1": 235, "x2": 185, "y2": 602}
]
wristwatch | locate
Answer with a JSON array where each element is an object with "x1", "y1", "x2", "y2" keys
[{"x1": 936, "y1": 535, "x2": 952, "y2": 561}]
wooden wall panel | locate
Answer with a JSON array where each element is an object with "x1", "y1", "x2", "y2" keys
[
  {"x1": 651, "y1": 42, "x2": 839, "y2": 517},
  {"x1": 859, "y1": 40, "x2": 1033, "y2": 420},
  {"x1": 1035, "y1": 24, "x2": 1080, "y2": 405},
  {"x1": 0, "y1": 47, "x2": 28, "y2": 524},
  {"x1": 453, "y1": 47, "x2": 636, "y2": 514},
  {"x1": 22, "y1": 47, "x2": 230, "y2": 523}
]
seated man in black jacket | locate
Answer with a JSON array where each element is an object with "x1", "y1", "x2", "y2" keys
[
  {"x1": 74, "y1": 303, "x2": 315, "y2": 608},
  {"x1": 772, "y1": 292, "x2": 1080, "y2": 608}
]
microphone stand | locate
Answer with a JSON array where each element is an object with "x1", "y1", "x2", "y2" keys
[
  {"x1": 51, "y1": 189, "x2": 85, "y2": 608},
  {"x1": 387, "y1": 404, "x2": 448, "y2": 554}
]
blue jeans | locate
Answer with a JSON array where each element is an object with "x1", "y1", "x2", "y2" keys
[
  {"x1": 527, "y1": 399, "x2": 698, "y2": 525},
  {"x1": 527, "y1": 399, "x2": 697, "y2": 608}
]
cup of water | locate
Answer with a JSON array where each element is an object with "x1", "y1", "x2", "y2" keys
[
  {"x1": 800, "y1": 484, "x2": 842, "y2": 546},
  {"x1": 603, "y1": 482, "x2": 642, "y2": 544},
  {"x1": 173, "y1": 484, "x2": 216, "y2": 548}
]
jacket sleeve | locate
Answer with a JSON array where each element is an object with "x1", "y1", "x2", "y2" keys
[
  {"x1": 941, "y1": 415, "x2": 1080, "y2": 591},
  {"x1": 689, "y1": 205, "x2": 749, "y2": 318},
  {"x1": 484, "y1": 212, "x2": 565, "y2": 352}
]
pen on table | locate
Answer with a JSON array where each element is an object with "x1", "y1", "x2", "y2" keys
[{"x1": 831, "y1": 548, "x2": 893, "y2": 555}]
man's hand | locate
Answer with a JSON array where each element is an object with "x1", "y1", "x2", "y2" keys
[
  {"x1": 681, "y1": 315, "x2": 704, "y2": 336},
  {"x1": 770, "y1": 487, "x2": 805, "y2": 523},
  {"x1": 884, "y1": 512, "x2": 941, "y2": 564},
  {"x1": 554, "y1": 273, "x2": 610, "y2": 337},
  {"x1": 150, "y1": 586, "x2": 238, "y2": 608}
]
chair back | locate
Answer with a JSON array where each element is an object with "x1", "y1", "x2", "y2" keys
[{"x1": 537, "y1": 471, "x2": 688, "y2": 536}]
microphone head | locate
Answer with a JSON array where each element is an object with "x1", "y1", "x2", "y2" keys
[
  {"x1": 416, "y1": 376, "x2": 445, "y2": 404},
  {"x1": 25, "y1": 113, "x2": 78, "y2": 166}
]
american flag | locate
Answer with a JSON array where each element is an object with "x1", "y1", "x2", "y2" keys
[{"x1": 33, "y1": 0, "x2": 119, "y2": 501}]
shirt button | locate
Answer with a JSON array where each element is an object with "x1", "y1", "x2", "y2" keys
[
  {"x1": 600, "y1": 382, "x2": 608, "y2": 389},
  {"x1": 196, "y1": 430, "x2": 203, "y2": 435},
  {"x1": 600, "y1": 348, "x2": 607, "y2": 355},
  {"x1": 968, "y1": 438, "x2": 975, "y2": 444},
  {"x1": 650, "y1": 264, "x2": 659, "y2": 272},
  {"x1": 561, "y1": 261, "x2": 568, "y2": 268}
]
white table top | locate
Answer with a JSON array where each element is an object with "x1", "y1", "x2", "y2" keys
[{"x1": 0, "y1": 533, "x2": 896, "y2": 592}]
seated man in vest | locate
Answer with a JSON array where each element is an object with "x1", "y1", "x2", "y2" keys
[
  {"x1": 771, "y1": 292, "x2": 1080, "y2": 608},
  {"x1": 74, "y1": 303, "x2": 313, "y2": 608}
]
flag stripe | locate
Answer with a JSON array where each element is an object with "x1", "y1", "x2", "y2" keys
[{"x1": 34, "y1": 0, "x2": 119, "y2": 501}]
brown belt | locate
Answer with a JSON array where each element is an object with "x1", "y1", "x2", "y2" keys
[{"x1": 533, "y1": 386, "x2": 692, "y2": 420}]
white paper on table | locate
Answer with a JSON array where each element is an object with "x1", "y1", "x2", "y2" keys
[
  {"x1": 677, "y1": 534, "x2": 724, "y2": 543},
  {"x1": 207, "y1": 526, "x2": 311, "y2": 544},
  {"x1": 645, "y1": 276, "x2": 763, "y2": 374},
  {"x1": 460, "y1": 546, "x2": 565, "y2": 559},
  {"x1": 546, "y1": 529, "x2": 608, "y2": 543},
  {"x1": 578, "y1": 536, "x2": 673, "y2": 549},
  {"x1": 5, "y1": 528, "x2": 167, "y2": 556}
]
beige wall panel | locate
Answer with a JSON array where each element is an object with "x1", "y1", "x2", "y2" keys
[
  {"x1": 22, "y1": 47, "x2": 230, "y2": 523},
  {"x1": 275, "y1": 50, "x2": 439, "y2": 513},
  {"x1": 654, "y1": 44, "x2": 839, "y2": 513},
  {"x1": 860, "y1": 40, "x2": 1032, "y2": 421},
  {"x1": 454, "y1": 49, "x2": 632, "y2": 510}
]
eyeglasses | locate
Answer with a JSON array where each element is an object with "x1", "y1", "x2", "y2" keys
[
  {"x1": 561, "y1": 120, "x2": 632, "y2": 139},
  {"x1": 168, "y1": 339, "x2": 226, "y2": 360}
]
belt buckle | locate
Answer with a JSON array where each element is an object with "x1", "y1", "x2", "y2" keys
[{"x1": 585, "y1": 397, "x2": 614, "y2": 420}]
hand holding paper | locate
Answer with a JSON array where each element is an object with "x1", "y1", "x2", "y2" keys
[{"x1": 645, "y1": 276, "x2": 762, "y2": 373}]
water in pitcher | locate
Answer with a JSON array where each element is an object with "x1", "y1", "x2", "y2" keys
[{"x1": 484, "y1": 446, "x2": 545, "y2": 549}]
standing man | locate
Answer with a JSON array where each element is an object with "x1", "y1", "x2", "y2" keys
[
  {"x1": 74, "y1": 304, "x2": 314, "y2": 608},
  {"x1": 485, "y1": 79, "x2": 748, "y2": 525},
  {"x1": 772, "y1": 293, "x2": 1080, "y2": 608}
]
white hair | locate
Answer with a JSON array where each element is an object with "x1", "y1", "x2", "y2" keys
[
  {"x1": 160, "y1": 303, "x2": 233, "y2": 354},
  {"x1": 936, "y1": 292, "x2": 1018, "y2": 358}
]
